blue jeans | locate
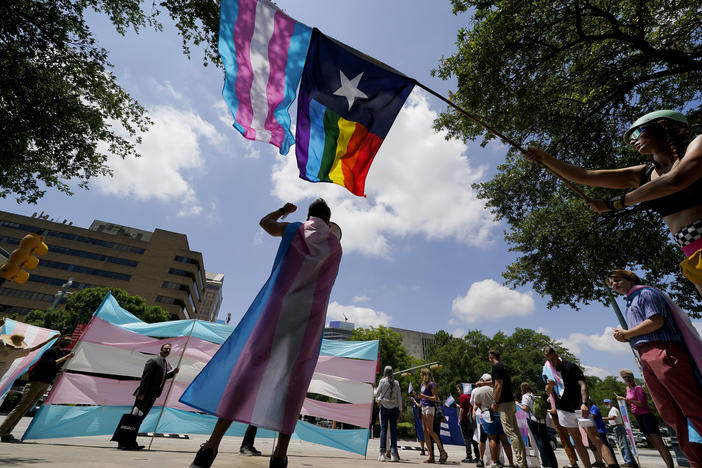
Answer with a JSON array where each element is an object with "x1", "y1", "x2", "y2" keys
[
  {"x1": 380, "y1": 406, "x2": 399, "y2": 453},
  {"x1": 613, "y1": 425, "x2": 635, "y2": 464}
]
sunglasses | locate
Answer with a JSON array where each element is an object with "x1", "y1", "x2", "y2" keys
[{"x1": 629, "y1": 125, "x2": 652, "y2": 142}]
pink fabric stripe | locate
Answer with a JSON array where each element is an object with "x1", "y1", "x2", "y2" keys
[
  {"x1": 262, "y1": 10, "x2": 294, "y2": 147},
  {"x1": 682, "y1": 236, "x2": 702, "y2": 257},
  {"x1": 232, "y1": 0, "x2": 257, "y2": 136},
  {"x1": 281, "y1": 233, "x2": 342, "y2": 428},
  {"x1": 46, "y1": 373, "x2": 193, "y2": 411},
  {"x1": 216, "y1": 227, "x2": 308, "y2": 420},
  {"x1": 300, "y1": 398, "x2": 372, "y2": 427},
  {"x1": 80, "y1": 317, "x2": 219, "y2": 362},
  {"x1": 314, "y1": 356, "x2": 377, "y2": 383}
]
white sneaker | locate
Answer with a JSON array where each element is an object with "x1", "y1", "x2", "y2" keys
[
  {"x1": 390, "y1": 452, "x2": 399, "y2": 462},
  {"x1": 378, "y1": 453, "x2": 386, "y2": 462}
]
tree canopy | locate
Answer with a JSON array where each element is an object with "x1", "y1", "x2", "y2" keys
[
  {"x1": 425, "y1": 328, "x2": 576, "y2": 400},
  {"x1": 24, "y1": 286, "x2": 174, "y2": 333},
  {"x1": 434, "y1": 0, "x2": 702, "y2": 314},
  {"x1": 1, "y1": 0, "x2": 219, "y2": 203}
]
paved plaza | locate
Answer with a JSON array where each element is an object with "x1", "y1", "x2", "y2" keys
[{"x1": 0, "y1": 417, "x2": 677, "y2": 468}]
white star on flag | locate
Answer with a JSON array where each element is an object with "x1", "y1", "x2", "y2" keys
[{"x1": 333, "y1": 70, "x2": 368, "y2": 110}]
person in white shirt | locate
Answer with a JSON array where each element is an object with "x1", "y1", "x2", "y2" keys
[{"x1": 602, "y1": 399, "x2": 636, "y2": 467}]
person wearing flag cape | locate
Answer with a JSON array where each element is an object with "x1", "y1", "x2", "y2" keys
[
  {"x1": 608, "y1": 269, "x2": 702, "y2": 467},
  {"x1": 182, "y1": 199, "x2": 342, "y2": 468}
]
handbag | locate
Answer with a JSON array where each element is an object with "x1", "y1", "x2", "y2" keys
[{"x1": 111, "y1": 412, "x2": 142, "y2": 445}]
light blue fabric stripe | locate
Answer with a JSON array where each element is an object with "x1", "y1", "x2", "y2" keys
[
  {"x1": 273, "y1": 21, "x2": 312, "y2": 155},
  {"x1": 293, "y1": 420, "x2": 369, "y2": 456},
  {"x1": 23, "y1": 406, "x2": 366, "y2": 454},
  {"x1": 319, "y1": 339, "x2": 378, "y2": 361},
  {"x1": 22, "y1": 405, "x2": 274, "y2": 440},
  {"x1": 218, "y1": 0, "x2": 242, "y2": 136},
  {"x1": 93, "y1": 293, "x2": 141, "y2": 325},
  {"x1": 178, "y1": 223, "x2": 301, "y2": 415},
  {"x1": 304, "y1": 99, "x2": 327, "y2": 181}
]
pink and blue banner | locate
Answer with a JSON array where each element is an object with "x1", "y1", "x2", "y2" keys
[
  {"x1": 21, "y1": 291, "x2": 378, "y2": 456},
  {"x1": 0, "y1": 319, "x2": 58, "y2": 401}
]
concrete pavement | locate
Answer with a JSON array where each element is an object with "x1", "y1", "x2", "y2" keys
[{"x1": 0, "y1": 417, "x2": 675, "y2": 468}]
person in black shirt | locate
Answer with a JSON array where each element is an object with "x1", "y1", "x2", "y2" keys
[
  {"x1": 0, "y1": 336, "x2": 73, "y2": 443},
  {"x1": 543, "y1": 346, "x2": 618, "y2": 468},
  {"x1": 489, "y1": 349, "x2": 527, "y2": 468}
]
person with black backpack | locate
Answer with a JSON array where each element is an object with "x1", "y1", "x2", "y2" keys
[{"x1": 518, "y1": 382, "x2": 558, "y2": 468}]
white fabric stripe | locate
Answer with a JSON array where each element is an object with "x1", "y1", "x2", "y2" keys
[
  {"x1": 248, "y1": 0, "x2": 276, "y2": 142},
  {"x1": 67, "y1": 342, "x2": 204, "y2": 382},
  {"x1": 250, "y1": 240, "x2": 329, "y2": 426},
  {"x1": 307, "y1": 373, "x2": 373, "y2": 404}
]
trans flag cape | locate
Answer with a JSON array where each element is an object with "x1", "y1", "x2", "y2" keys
[
  {"x1": 219, "y1": 0, "x2": 312, "y2": 154},
  {"x1": 180, "y1": 217, "x2": 342, "y2": 433},
  {"x1": 627, "y1": 285, "x2": 702, "y2": 443}
]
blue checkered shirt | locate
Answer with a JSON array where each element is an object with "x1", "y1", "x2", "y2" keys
[{"x1": 625, "y1": 287, "x2": 681, "y2": 348}]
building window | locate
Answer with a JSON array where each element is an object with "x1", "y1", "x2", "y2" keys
[
  {"x1": 161, "y1": 281, "x2": 183, "y2": 291},
  {"x1": 0, "y1": 287, "x2": 54, "y2": 302},
  {"x1": 28, "y1": 275, "x2": 93, "y2": 289},
  {"x1": 156, "y1": 296, "x2": 186, "y2": 309},
  {"x1": 174, "y1": 255, "x2": 197, "y2": 264},
  {"x1": 0, "y1": 234, "x2": 138, "y2": 267},
  {"x1": 0, "y1": 220, "x2": 145, "y2": 254},
  {"x1": 41, "y1": 259, "x2": 131, "y2": 281},
  {"x1": 156, "y1": 295, "x2": 176, "y2": 305}
]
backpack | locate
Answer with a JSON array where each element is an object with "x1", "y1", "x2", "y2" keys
[{"x1": 532, "y1": 395, "x2": 547, "y2": 420}]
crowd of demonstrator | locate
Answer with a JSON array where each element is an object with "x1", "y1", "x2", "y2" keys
[{"x1": 373, "y1": 323, "x2": 701, "y2": 468}]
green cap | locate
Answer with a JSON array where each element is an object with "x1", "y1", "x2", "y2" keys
[{"x1": 623, "y1": 110, "x2": 688, "y2": 143}]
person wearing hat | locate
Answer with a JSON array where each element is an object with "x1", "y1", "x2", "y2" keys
[
  {"x1": 471, "y1": 373, "x2": 515, "y2": 468},
  {"x1": 608, "y1": 269, "x2": 702, "y2": 466},
  {"x1": 602, "y1": 399, "x2": 636, "y2": 467},
  {"x1": 525, "y1": 110, "x2": 702, "y2": 297},
  {"x1": 0, "y1": 335, "x2": 71, "y2": 443},
  {"x1": 0, "y1": 322, "x2": 58, "y2": 379}
]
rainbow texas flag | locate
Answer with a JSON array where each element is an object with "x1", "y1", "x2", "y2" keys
[{"x1": 295, "y1": 29, "x2": 415, "y2": 196}]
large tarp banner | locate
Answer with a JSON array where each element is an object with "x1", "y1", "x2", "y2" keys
[{"x1": 22, "y1": 292, "x2": 378, "y2": 456}]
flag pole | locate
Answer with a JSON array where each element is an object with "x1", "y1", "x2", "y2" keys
[
  {"x1": 148, "y1": 319, "x2": 197, "y2": 450},
  {"x1": 413, "y1": 81, "x2": 591, "y2": 203}
]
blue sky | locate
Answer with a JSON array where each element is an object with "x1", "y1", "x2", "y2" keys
[{"x1": 4, "y1": 0, "x2": 686, "y2": 381}]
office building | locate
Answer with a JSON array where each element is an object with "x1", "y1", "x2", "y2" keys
[
  {"x1": 0, "y1": 210, "x2": 209, "y2": 319},
  {"x1": 390, "y1": 327, "x2": 436, "y2": 361},
  {"x1": 199, "y1": 272, "x2": 224, "y2": 322},
  {"x1": 323, "y1": 320, "x2": 355, "y2": 341}
]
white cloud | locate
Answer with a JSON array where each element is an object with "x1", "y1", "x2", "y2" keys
[
  {"x1": 352, "y1": 295, "x2": 369, "y2": 303},
  {"x1": 269, "y1": 89, "x2": 498, "y2": 256},
  {"x1": 451, "y1": 279, "x2": 535, "y2": 324},
  {"x1": 451, "y1": 328, "x2": 466, "y2": 338},
  {"x1": 326, "y1": 301, "x2": 391, "y2": 328},
  {"x1": 96, "y1": 106, "x2": 221, "y2": 216},
  {"x1": 583, "y1": 365, "x2": 614, "y2": 379},
  {"x1": 153, "y1": 80, "x2": 186, "y2": 102},
  {"x1": 557, "y1": 326, "x2": 630, "y2": 355},
  {"x1": 536, "y1": 327, "x2": 551, "y2": 335}
]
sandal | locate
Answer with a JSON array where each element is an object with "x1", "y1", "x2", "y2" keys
[{"x1": 439, "y1": 450, "x2": 448, "y2": 464}]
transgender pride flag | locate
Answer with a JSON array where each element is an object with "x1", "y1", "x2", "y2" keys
[{"x1": 219, "y1": 0, "x2": 311, "y2": 155}]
